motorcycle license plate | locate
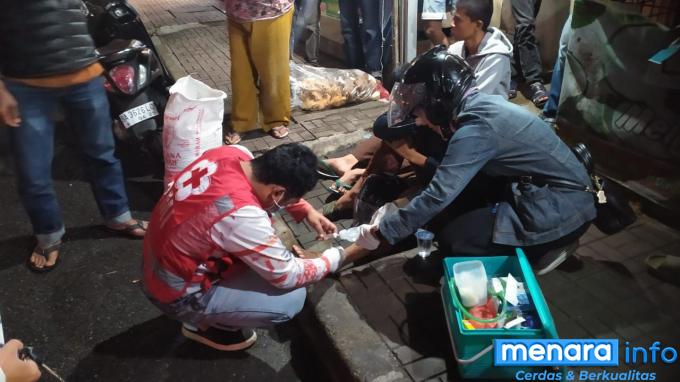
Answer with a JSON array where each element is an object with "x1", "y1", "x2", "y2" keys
[{"x1": 119, "y1": 101, "x2": 159, "y2": 129}]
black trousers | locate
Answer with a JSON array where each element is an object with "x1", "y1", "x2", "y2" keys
[
  {"x1": 432, "y1": 174, "x2": 590, "y2": 262},
  {"x1": 510, "y1": 0, "x2": 543, "y2": 84}
]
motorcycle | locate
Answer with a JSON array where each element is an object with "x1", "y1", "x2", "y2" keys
[{"x1": 84, "y1": 0, "x2": 172, "y2": 176}]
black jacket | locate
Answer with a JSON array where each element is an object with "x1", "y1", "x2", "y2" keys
[{"x1": 0, "y1": 0, "x2": 98, "y2": 78}]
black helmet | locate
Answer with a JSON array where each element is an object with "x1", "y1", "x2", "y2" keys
[{"x1": 388, "y1": 45, "x2": 476, "y2": 129}]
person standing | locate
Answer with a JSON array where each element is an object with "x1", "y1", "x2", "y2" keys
[
  {"x1": 0, "y1": 1, "x2": 147, "y2": 273},
  {"x1": 291, "y1": 0, "x2": 321, "y2": 66},
  {"x1": 224, "y1": 0, "x2": 294, "y2": 144},
  {"x1": 338, "y1": 0, "x2": 393, "y2": 80},
  {"x1": 509, "y1": 0, "x2": 548, "y2": 107}
]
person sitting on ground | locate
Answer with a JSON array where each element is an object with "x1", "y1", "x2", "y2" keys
[
  {"x1": 447, "y1": 0, "x2": 512, "y2": 98},
  {"x1": 0, "y1": 339, "x2": 41, "y2": 382},
  {"x1": 0, "y1": 1, "x2": 147, "y2": 273},
  {"x1": 350, "y1": 47, "x2": 596, "y2": 274},
  {"x1": 142, "y1": 143, "x2": 371, "y2": 351}
]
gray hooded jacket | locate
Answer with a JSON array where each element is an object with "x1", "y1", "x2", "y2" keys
[{"x1": 448, "y1": 27, "x2": 513, "y2": 98}]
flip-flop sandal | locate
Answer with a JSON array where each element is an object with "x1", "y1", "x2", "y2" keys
[
  {"x1": 224, "y1": 132, "x2": 242, "y2": 145},
  {"x1": 321, "y1": 201, "x2": 353, "y2": 221},
  {"x1": 646, "y1": 254, "x2": 680, "y2": 286},
  {"x1": 317, "y1": 160, "x2": 340, "y2": 180},
  {"x1": 107, "y1": 220, "x2": 147, "y2": 239},
  {"x1": 324, "y1": 179, "x2": 353, "y2": 195},
  {"x1": 269, "y1": 126, "x2": 289, "y2": 139},
  {"x1": 28, "y1": 241, "x2": 61, "y2": 273},
  {"x1": 529, "y1": 83, "x2": 548, "y2": 107}
]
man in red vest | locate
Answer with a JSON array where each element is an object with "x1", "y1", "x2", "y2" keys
[{"x1": 143, "y1": 143, "x2": 368, "y2": 351}]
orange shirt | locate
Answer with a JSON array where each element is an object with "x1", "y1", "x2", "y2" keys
[{"x1": 11, "y1": 62, "x2": 104, "y2": 88}]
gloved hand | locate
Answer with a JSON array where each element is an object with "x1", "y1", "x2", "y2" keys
[{"x1": 355, "y1": 224, "x2": 380, "y2": 250}]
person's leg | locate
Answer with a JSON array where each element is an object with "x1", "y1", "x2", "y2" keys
[
  {"x1": 339, "y1": 0, "x2": 364, "y2": 69},
  {"x1": 290, "y1": 0, "x2": 303, "y2": 59},
  {"x1": 436, "y1": 206, "x2": 511, "y2": 256},
  {"x1": 228, "y1": 19, "x2": 259, "y2": 135},
  {"x1": 250, "y1": 9, "x2": 293, "y2": 135},
  {"x1": 178, "y1": 264, "x2": 307, "y2": 330},
  {"x1": 5, "y1": 81, "x2": 63, "y2": 268},
  {"x1": 302, "y1": 0, "x2": 321, "y2": 65},
  {"x1": 542, "y1": 14, "x2": 572, "y2": 120},
  {"x1": 511, "y1": 0, "x2": 546, "y2": 106},
  {"x1": 60, "y1": 77, "x2": 133, "y2": 228},
  {"x1": 359, "y1": 0, "x2": 385, "y2": 78},
  {"x1": 380, "y1": 0, "x2": 393, "y2": 72}
]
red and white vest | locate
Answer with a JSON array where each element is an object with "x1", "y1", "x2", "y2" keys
[{"x1": 143, "y1": 146, "x2": 260, "y2": 303}]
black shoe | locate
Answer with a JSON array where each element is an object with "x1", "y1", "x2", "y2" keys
[
  {"x1": 182, "y1": 324, "x2": 257, "y2": 351},
  {"x1": 533, "y1": 241, "x2": 579, "y2": 276},
  {"x1": 539, "y1": 112, "x2": 557, "y2": 130}
]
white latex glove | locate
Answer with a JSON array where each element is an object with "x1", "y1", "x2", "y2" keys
[{"x1": 355, "y1": 224, "x2": 380, "y2": 250}]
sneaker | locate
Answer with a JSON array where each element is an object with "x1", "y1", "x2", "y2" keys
[
  {"x1": 533, "y1": 241, "x2": 579, "y2": 276},
  {"x1": 181, "y1": 324, "x2": 257, "y2": 351}
]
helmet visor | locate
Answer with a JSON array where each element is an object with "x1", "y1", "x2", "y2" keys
[{"x1": 387, "y1": 82, "x2": 427, "y2": 127}]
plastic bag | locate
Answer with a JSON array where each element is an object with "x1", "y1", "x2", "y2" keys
[
  {"x1": 290, "y1": 62, "x2": 380, "y2": 111},
  {"x1": 162, "y1": 76, "x2": 227, "y2": 189}
]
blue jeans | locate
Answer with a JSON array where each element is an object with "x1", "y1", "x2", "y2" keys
[
  {"x1": 149, "y1": 263, "x2": 307, "y2": 330},
  {"x1": 543, "y1": 14, "x2": 572, "y2": 118},
  {"x1": 5, "y1": 76, "x2": 131, "y2": 247},
  {"x1": 339, "y1": 0, "x2": 392, "y2": 78},
  {"x1": 291, "y1": 0, "x2": 321, "y2": 64}
]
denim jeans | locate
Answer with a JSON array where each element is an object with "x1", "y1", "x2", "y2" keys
[
  {"x1": 291, "y1": 0, "x2": 321, "y2": 64},
  {"x1": 510, "y1": 0, "x2": 543, "y2": 84},
  {"x1": 543, "y1": 15, "x2": 572, "y2": 118},
  {"x1": 5, "y1": 76, "x2": 131, "y2": 247},
  {"x1": 339, "y1": 0, "x2": 393, "y2": 78},
  {"x1": 148, "y1": 263, "x2": 307, "y2": 330}
]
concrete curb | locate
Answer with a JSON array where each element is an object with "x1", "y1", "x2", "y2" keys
[{"x1": 299, "y1": 279, "x2": 410, "y2": 382}]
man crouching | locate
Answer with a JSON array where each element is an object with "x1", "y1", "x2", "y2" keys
[{"x1": 142, "y1": 143, "x2": 368, "y2": 351}]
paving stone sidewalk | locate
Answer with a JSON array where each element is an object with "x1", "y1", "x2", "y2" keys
[
  {"x1": 284, "y1": 178, "x2": 680, "y2": 381},
  {"x1": 130, "y1": 0, "x2": 385, "y2": 158}
]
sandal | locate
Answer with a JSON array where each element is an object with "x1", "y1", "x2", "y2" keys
[
  {"x1": 269, "y1": 126, "x2": 289, "y2": 139},
  {"x1": 317, "y1": 159, "x2": 340, "y2": 180},
  {"x1": 107, "y1": 220, "x2": 148, "y2": 239},
  {"x1": 224, "y1": 132, "x2": 242, "y2": 145},
  {"x1": 646, "y1": 254, "x2": 680, "y2": 286},
  {"x1": 529, "y1": 82, "x2": 548, "y2": 107},
  {"x1": 28, "y1": 241, "x2": 61, "y2": 273},
  {"x1": 324, "y1": 179, "x2": 353, "y2": 195}
]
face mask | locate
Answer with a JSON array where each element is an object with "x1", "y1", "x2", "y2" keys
[{"x1": 265, "y1": 193, "x2": 285, "y2": 214}]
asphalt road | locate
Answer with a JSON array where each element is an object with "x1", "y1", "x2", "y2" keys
[{"x1": 0, "y1": 131, "x2": 329, "y2": 382}]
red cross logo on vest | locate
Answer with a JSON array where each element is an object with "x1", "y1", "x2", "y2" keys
[{"x1": 175, "y1": 159, "x2": 217, "y2": 201}]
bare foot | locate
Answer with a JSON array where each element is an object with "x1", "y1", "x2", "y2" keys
[
  {"x1": 325, "y1": 154, "x2": 358, "y2": 175},
  {"x1": 331, "y1": 168, "x2": 366, "y2": 194}
]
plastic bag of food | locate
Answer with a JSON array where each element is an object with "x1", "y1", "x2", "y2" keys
[{"x1": 290, "y1": 62, "x2": 381, "y2": 111}]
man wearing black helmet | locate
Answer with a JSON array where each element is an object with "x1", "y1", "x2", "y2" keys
[{"x1": 357, "y1": 46, "x2": 596, "y2": 274}]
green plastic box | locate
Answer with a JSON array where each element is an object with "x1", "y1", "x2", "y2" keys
[{"x1": 441, "y1": 248, "x2": 559, "y2": 379}]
